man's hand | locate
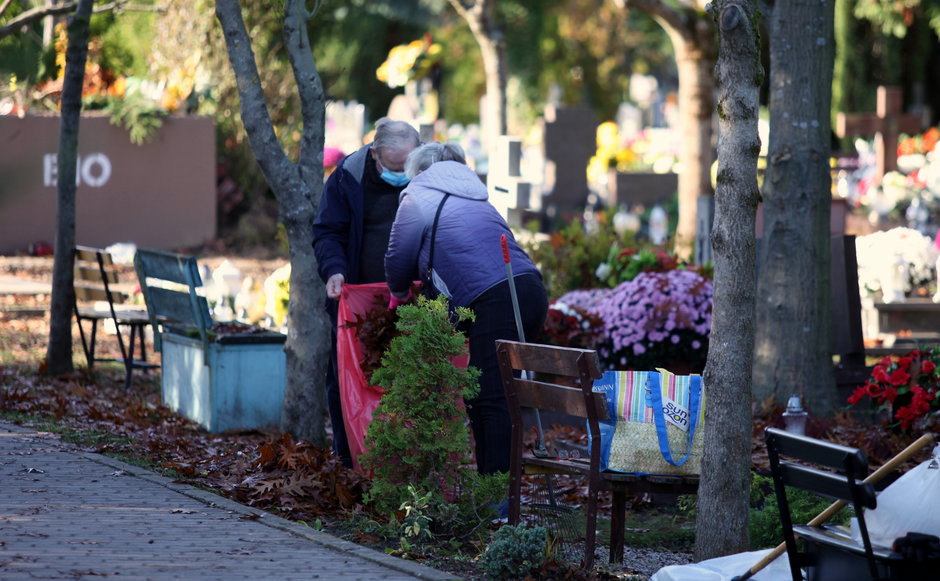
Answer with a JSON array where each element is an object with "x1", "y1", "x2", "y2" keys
[{"x1": 326, "y1": 273, "x2": 345, "y2": 299}]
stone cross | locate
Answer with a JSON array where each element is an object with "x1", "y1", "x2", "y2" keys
[
  {"x1": 487, "y1": 136, "x2": 534, "y2": 226},
  {"x1": 836, "y1": 86, "x2": 921, "y2": 183}
]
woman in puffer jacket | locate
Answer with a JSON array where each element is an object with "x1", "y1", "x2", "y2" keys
[{"x1": 384, "y1": 141, "x2": 548, "y2": 475}]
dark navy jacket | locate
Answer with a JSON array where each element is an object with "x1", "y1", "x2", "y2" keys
[{"x1": 312, "y1": 144, "x2": 370, "y2": 286}]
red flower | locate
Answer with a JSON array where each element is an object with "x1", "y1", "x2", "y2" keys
[
  {"x1": 617, "y1": 248, "x2": 636, "y2": 260},
  {"x1": 865, "y1": 382, "x2": 884, "y2": 398},
  {"x1": 888, "y1": 368, "x2": 912, "y2": 386},
  {"x1": 848, "y1": 348, "x2": 940, "y2": 430},
  {"x1": 848, "y1": 386, "x2": 868, "y2": 405},
  {"x1": 882, "y1": 387, "x2": 898, "y2": 403},
  {"x1": 872, "y1": 366, "x2": 892, "y2": 384}
]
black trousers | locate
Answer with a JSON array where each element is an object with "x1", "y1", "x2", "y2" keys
[
  {"x1": 324, "y1": 303, "x2": 353, "y2": 467},
  {"x1": 465, "y1": 274, "x2": 547, "y2": 475}
]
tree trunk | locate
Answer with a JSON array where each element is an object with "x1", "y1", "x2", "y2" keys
[
  {"x1": 476, "y1": 27, "x2": 508, "y2": 152},
  {"x1": 670, "y1": 26, "x2": 716, "y2": 260},
  {"x1": 45, "y1": 0, "x2": 93, "y2": 376},
  {"x1": 694, "y1": 0, "x2": 761, "y2": 560},
  {"x1": 614, "y1": 0, "x2": 716, "y2": 262},
  {"x1": 216, "y1": 0, "x2": 330, "y2": 445},
  {"x1": 448, "y1": 0, "x2": 507, "y2": 154},
  {"x1": 753, "y1": 0, "x2": 836, "y2": 413}
]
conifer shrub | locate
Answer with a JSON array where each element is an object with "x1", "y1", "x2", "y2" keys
[
  {"x1": 480, "y1": 524, "x2": 549, "y2": 579},
  {"x1": 360, "y1": 295, "x2": 482, "y2": 516}
]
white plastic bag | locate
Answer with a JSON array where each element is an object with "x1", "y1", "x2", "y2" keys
[
  {"x1": 865, "y1": 444, "x2": 940, "y2": 546},
  {"x1": 650, "y1": 549, "x2": 792, "y2": 581}
]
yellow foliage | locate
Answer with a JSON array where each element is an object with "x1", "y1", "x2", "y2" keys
[{"x1": 375, "y1": 36, "x2": 441, "y2": 88}]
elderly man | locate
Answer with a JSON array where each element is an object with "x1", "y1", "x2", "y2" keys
[{"x1": 312, "y1": 118, "x2": 421, "y2": 467}]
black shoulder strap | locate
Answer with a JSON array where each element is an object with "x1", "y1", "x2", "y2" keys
[{"x1": 427, "y1": 194, "x2": 450, "y2": 275}]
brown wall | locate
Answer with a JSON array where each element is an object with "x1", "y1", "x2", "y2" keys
[{"x1": 0, "y1": 115, "x2": 216, "y2": 254}]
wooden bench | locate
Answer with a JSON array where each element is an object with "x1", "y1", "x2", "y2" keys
[
  {"x1": 765, "y1": 427, "x2": 930, "y2": 581},
  {"x1": 133, "y1": 248, "x2": 212, "y2": 354},
  {"x1": 496, "y1": 339, "x2": 698, "y2": 569},
  {"x1": 73, "y1": 246, "x2": 156, "y2": 389}
]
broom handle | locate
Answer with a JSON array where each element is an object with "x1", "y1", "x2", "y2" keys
[{"x1": 732, "y1": 433, "x2": 935, "y2": 581}]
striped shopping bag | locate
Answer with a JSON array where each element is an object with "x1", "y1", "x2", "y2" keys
[{"x1": 591, "y1": 369, "x2": 705, "y2": 475}]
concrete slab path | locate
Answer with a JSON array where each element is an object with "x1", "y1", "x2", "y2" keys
[{"x1": 0, "y1": 421, "x2": 460, "y2": 580}]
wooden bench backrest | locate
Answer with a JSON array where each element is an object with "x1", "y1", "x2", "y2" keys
[
  {"x1": 496, "y1": 339, "x2": 608, "y2": 421},
  {"x1": 134, "y1": 248, "x2": 211, "y2": 351},
  {"x1": 74, "y1": 246, "x2": 130, "y2": 304}
]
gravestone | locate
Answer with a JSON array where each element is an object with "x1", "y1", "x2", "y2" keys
[
  {"x1": 830, "y1": 235, "x2": 940, "y2": 396},
  {"x1": 419, "y1": 123, "x2": 436, "y2": 144},
  {"x1": 694, "y1": 195, "x2": 714, "y2": 265},
  {"x1": 541, "y1": 105, "x2": 596, "y2": 219},
  {"x1": 0, "y1": 115, "x2": 215, "y2": 253},
  {"x1": 606, "y1": 171, "x2": 678, "y2": 209},
  {"x1": 487, "y1": 136, "x2": 535, "y2": 227},
  {"x1": 836, "y1": 86, "x2": 921, "y2": 184},
  {"x1": 325, "y1": 100, "x2": 366, "y2": 155},
  {"x1": 831, "y1": 235, "x2": 869, "y2": 391}
]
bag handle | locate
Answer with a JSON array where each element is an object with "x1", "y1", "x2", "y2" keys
[
  {"x1": 647, "y1": 371, "x2": 702, "y2": 466},
  {"x1": 425, "y1": 193, "x2": 450, "y2": 291}
]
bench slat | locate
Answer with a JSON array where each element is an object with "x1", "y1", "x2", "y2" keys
[
  {"x1": 135, "y1": 249, "x2": 203, "y2": 286},
  {"x1": 146, "y1": 287, "x2": 208, "y2": 327},
  {"x1": 74, "y1": 264, "x2": 119, "y2": 283},
  {"x1": 766, "y1": 429, "x2": 869, "y2": 476},
  {"x1": 779, "y1": 462, "x2": 877, "y2": 508},
  {"x1": 499, "y1": 340, "x2": 601, "y2": 378},
  {"x1": 74, "y1": 284, "x2": 130, "y2": 303},
  {"x1": 514, "y1": 379, "x2": 609, "y2": 420},
  {"x1": 75, "y1": 246, "x2": 113, "y2": 265},
  {"x1": 794, "y1": 525, "x2": 897, "y2": 560}
]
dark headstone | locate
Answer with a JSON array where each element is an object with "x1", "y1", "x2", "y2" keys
[
  {"x1": 694, "y1": 195, "x2": 714, "y2": 266},
  {"x1": 541, "y1": 105, "x2": 596, "y2": 218},
  {"x1": 607, "y1": 171, "x2": 678, "y2": 210}
]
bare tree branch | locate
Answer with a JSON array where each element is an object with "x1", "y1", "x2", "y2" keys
[
  {"x1": 613, "y1": 0, "x2": 699, "y2": 40},
  {"x1": 0, "y1": 0, "x2": 16, "y2": 22},
  {"x1": 0, "y1": 1, "x2": 159, "y2": 41},
  {"x1": 303, "y1": 0, "x2": 321, "y2": 20},
  {"x1": 285, "y1": 0, "x2": 324, "y2": 189}
]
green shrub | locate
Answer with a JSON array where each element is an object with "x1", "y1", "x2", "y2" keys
[
  {"x1": 360, "y1": 295, "x2": 481, "y2": 516},
  {"x1": 524, "y1": 214, "x2": 633, "y2": 300},
  {"x1": 749, "y1": 473, "x2": 853, "y2": 549},
  {"x1": 480, "y1": 524, "x2": 549, "y2": 579}
]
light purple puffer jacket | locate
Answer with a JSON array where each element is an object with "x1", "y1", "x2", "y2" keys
[{"x1": 384, "y1": 160, "x2": 540, "y2": 308}]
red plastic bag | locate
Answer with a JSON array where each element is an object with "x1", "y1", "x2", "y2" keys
[
  {"x1": 336, "y1": 283, "x2": 389, "y2": 471},
  {"x1": 336, "y1": 283, "x2": 470, "y2": 471}
]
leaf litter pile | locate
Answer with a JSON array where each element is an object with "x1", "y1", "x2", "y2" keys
[{"x1": 1, "y1": 258, "x2": 932, "y2": 581}]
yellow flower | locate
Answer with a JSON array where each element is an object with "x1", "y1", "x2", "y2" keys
[
  {"x1": 596, "y1": 121, "x2": 620, "y2": 151},
  {"x1": 375, "y1": 37, "x2": 442, "y2": 88}
]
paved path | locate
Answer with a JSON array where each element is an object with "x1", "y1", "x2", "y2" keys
[{"x1": 0, "y1": 421, "x2": 460, "y2": 580}]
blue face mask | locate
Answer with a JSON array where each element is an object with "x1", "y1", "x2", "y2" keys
[{"x1": 380, "y1": 168, "x2": 410, "y2": 187}]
